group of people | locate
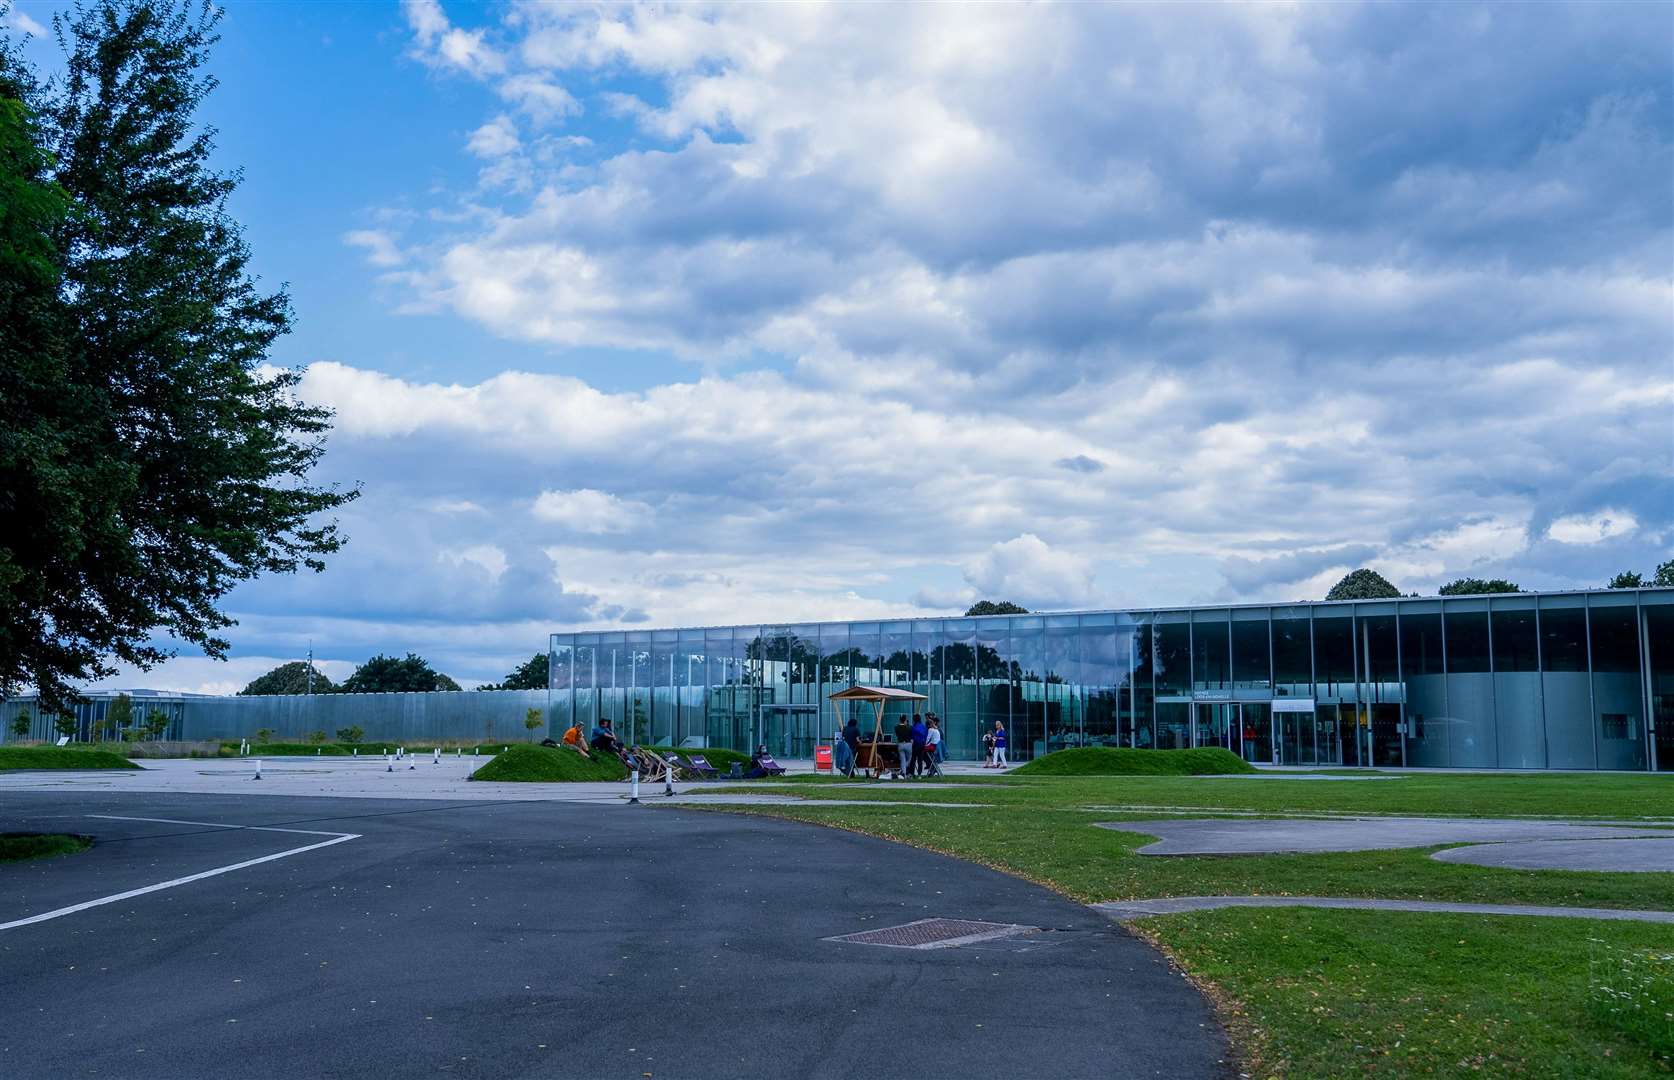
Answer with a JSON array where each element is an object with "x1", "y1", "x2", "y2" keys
[{"x1": 835, "y1": 712, "x2": 947, "y2": 778}]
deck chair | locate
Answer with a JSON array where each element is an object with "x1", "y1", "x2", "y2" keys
[
  {"x1": 755, "y1": 754, "x2": 787, "y2": 776},
  {"x1": 682, "y1": 754, "x2": 720, "y2": 780}
]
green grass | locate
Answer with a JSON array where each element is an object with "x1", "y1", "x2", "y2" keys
[
  {"x1": 0, "y1": 746, "x2": 140, "y2": 770},
  {"x1": 1013, "y1": 746, "x2": 1257, "y2": 776},
  {"x1": 228, "y1": 740, "x2": 527, "y2": 756},
  {"x1": 712, "y1": 769, "x2": 1674, "y2": 819},
  {"x1": 0, "y1": 833, "x2": 93, "y2": 861},
  {"x1": 469, "y1": 744, "x2": 628, "y2": 782},
  {"x1": 1588, "y1": 940, "x2": 1674, "y2": 1062},
  {"x1": 1143, "y1": 909, "x2": 1674, "y2": 1078},
  {"x1": 696, "y1": 769, "x2": 1674, "y2": 1076}
]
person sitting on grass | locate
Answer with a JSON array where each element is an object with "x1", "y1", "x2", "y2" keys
[
  {"x1": 562, "y1": 721, "x2": 591, "y2": 758},
  {"x1": 590, "y1": 718, "x2": 624, "y2": 759}
]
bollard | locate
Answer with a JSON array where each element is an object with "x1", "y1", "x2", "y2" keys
[
  {"x1": 386, "y1": 754, "x2": 393, "y2": 773},
  {"x1": 664, "y1": 765, "x2": 675, "y2": 797},
  {"x1": 316, "y1": 747, "x2": 321, "y2": 756},
  {"x1": 433, "y1": 748, "x2": 440, "y2": 765},
  {"x1": 253, "y1": 759, "x2": 263, "y2": 781},
  {"x1": 629, "y1": 768, "x2": 640, "y2": 804},
  {"x1": 353, "y1": 748, "x2": 358, "y2": 757}
]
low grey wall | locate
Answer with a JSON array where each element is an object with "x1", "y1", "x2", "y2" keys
[{"x1": 178, "y1": 690, "x2": 550, "y2": 743}]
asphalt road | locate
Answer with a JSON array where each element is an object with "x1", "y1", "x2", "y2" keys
[{"x1": 1, "y1": 791, "x2": 1227, "y2": 1080}]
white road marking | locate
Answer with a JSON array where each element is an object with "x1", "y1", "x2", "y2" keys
[
  {"x1": 0, "y1": 816, "x2": 360, "y2": 932},
  {"x1": 86, "y1": 813, "x2": 350, "y2": 837}
]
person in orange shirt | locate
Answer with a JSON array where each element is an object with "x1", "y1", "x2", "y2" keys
[{"x1": 562, "y1": 721, "x2": 591, "y2": 758}]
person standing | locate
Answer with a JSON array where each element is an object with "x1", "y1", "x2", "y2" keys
[
  {"x1": 893, "y1": 713, "x2": 913, "y2": 780},
  {"x1": 924, "y1": 717, "x2": 943, "y2": 776},
  {"x1": 982, "y1": 727, "x2": 995, "y2": 768},
  {"x1": 992, "y1": 720, "x2": 1008, "y2": 769},
  {"x1": 841, "y1": 716, "x2": 861, "y2": 777},
  {"x1": 909, "y1": 713, "x2": 929, "y2": 777}
]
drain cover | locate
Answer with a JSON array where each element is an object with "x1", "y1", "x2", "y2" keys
[{"x1": 827, "y1": 917, "x2": 1038, "y2": 950}]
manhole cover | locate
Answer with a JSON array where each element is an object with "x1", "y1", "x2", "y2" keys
[{"x1": 826, "y1": 917, "x2": 1038, "y2": 950}]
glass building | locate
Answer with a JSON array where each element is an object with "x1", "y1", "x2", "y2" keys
[{"x1": 547, "y1": 588, "x2": 1674, "y2": 771}]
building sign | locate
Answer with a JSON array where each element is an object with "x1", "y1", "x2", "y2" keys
[{"x1": 1270, "y1": 698, "x2": 1316, "y2": 714}]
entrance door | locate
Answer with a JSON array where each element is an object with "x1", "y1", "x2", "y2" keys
[
  {"x1": 1370, "y1": 704, "x2": 1403, "y2": 766},
  {"x1": 1239, "y1": 703, "x2": 1272, "y2": 764},
  {"x1": 1338, "y1": 705, "x2": 1361, "y2": 767},
  {"x1": 758, "y1": 704, "x2": 820, "y2": 758},
  {"x1": 1193, "y1": 704, "x2": 1242, "y2": 759}
]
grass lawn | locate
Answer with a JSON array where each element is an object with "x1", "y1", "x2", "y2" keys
[
  {"x1": 0, "y1": 746, "x2": 140, "y2": 770},
  {"x1": 1013, "y1": 746, "x2": 1255, "y2": 775},
  {"x1": 1144, "y1": 908, "x2": 1673, "y2": 1078},
  {"x1": 0, "y1": 833, "x2": 93, "y2": 861},
  {"x1": 698, "y1": 766, "x2": 1674, "y2": 1076}
]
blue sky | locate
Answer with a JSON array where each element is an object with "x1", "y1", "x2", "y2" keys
[{"x1": 4, "y1": 1, "x2": 1670, "y2": 693}]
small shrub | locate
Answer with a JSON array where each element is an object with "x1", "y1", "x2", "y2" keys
[
  {"x1": 8, "y1": 714, "x2": 28, "y2": 739},
  {"x1": 53, "y1": 714, "x2": 77, "y2": 739},
  {"x1": 307, "y1": 730, "x2": 328, "y2": 744},
  {"x1": 255, "y1": 727, "x2": 274, "y2": 743},
  {"x1": 336, "y1": 725, "x2": 364, "y2": 745},
  {"x1": 524, "y1": 707, "x2": 543, "y2": 737},
  {"x1": 140, "y1": 708, "x2": 170, "y2": 741}
]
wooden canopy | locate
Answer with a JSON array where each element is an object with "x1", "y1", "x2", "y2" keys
[
  {"x1": 828, "y1": 685, "x2": 928, "y2": 778},
  {"x1": 828, "y1": 685, "x2": 928, "y2": 703}
]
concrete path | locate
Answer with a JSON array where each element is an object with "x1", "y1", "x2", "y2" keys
[
  {"x1": 1432, "y1": 836, "x2": 1674, "y2": 873},
  {"x1": 1093, "y1": 895, "x2": 1674, "y2": 924},
  {"x1": 1099, "y1": 815, "x2": 1673, "y2": 855},
  {"x1": 0, "y1": 790, "x2": 1226, "y2": 1080},
  {"x1": 0, "y1": 758, "x2": 986, "y2": 807}
]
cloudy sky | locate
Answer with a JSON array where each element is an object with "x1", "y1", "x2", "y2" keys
[{"x1": 7, "y1": 1, "x2": 1670, "y2": 693}]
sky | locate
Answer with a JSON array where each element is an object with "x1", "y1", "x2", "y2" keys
[{"x1": 3, "y1": 1, "x2": 1670, "y2": 694}]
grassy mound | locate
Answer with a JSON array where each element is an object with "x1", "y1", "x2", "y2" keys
[
  {"x1": 469, "y1": 744, "x2": 628, "y2": 782},
  {"x1": 0, "y1": 746, "x2": 141, "y2": 771},
  {"x1": 1013, "y1": 746, "x2": 1257, "y2": 776},
  {"x1": 0, "y1": 833, "x2": 93, "y2": 862}
]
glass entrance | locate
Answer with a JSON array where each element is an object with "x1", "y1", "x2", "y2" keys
[
  {"x1": 758, "y1": 704, "x2": 819, "y2": 758},
  {"x1": 1194, "y1": 703, "x2": 1234, "y2": 757},
  {"x1": 1275, "y1": 702, "x2": 1337, "y2": 765},
  {"x1": 1239, "y1": 703, "x2": 1272, "y2": 764}
]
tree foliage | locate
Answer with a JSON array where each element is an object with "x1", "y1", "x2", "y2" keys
[
  {"x1": 9, "y1": 712, "x2": 30, "y2": 738},
  {"x1": 239, "y1": 661, "x2": 336, "y2": 696},
  {"x1": 965, "y1": 600, "x2": 1030, "y2": 616},
  {"x1": 340, "y1": 653, "x2": 461, "y2": 694},
  {"x1": 524, "y1": 707, "x2": 543, "y2": 734},
  {"x1": 0, "y1": 1, "x2": 355, "y2": 712},
  {"x1": 480, "y1": 652, "x2": 547, "y2": 691},
  {"x1": 105, "y1": 692, "x2": 133, "y2": 737},
  {"x1": 1324, "y1": 568, "x2": 1402, "y2": 601},
  {"x1": 1438, "y1": 577, "x2": 1521, "y2": 595},
  {"x1": 1610, "y1": 562, "x2": 1673, "y2": 589},
  {"x1": 335, "y1": 725, "x2": 363, "y2": 745},
  {"x1": 140, "y1": 707, "x2": 168, "y2": 740}
]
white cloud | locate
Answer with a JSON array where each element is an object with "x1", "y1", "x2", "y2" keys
[
  {"x1": 466, "y1": 115, "x2": 521, "y2": 159},
  {"x1": 2, "y1": 7, "x2": 46, "y2": 36},
  {"x1": 402, "y1": 0, "x2": 505, "y2": 77},
  {"x1": 963, "y1": 535, "x2": 1096, "y2": 611},
  {"x1": 439, "y1": 543, "x2": 509, "y2": 583},
  {"x1": 531, "y1": 489, "x2": 652, "y2": 534},
  {"x1": 344, "y1": 229, "x2": 405, "y2": 268},
  {"x1": 1548, "y1": 510, "x2": 1638, "y2": 545}
]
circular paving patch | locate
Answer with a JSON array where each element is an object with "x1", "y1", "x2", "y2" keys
[{"x1": 1431, "y1": 837, "x2": 1674, "y2": 873}]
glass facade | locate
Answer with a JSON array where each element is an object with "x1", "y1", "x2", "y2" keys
[{"x1": 548, "y1": 589, "x2": 1674, "y2": 770}]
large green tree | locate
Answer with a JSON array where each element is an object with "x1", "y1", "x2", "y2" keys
[
  {"x1": 965, "y1": 600, "x2": 1029, "y2": 616},
  {"x1": 239, "y1": 661, "x2": 336, "y2": 696},
  {"x1": 1324, "y1": 568, "x2": 1401, "y2": 601},
  {"x1": 0, "y1": 1, "x2": 355, "y2": 712},
  {"x1": 479, "y1": 652, "x2": 548, "y2": 691},
  {"x1": 340, "y1": 653, "x2": 461, "y2": 694},
  {"x1": 1438, "y1": 577, "x2": 1521, "y2": 595}
]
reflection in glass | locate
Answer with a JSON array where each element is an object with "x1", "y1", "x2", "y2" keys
[{"x1": 1590, "y1": 602, "x2": 1645, "y2": 770}]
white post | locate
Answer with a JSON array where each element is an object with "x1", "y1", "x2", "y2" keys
[
  {"x1": 433, "y1": 747, "x2": 440, "y2": 764},
  {"x1": 664, "y1": 764, "x2": 675, "y2": 797},
  {"x1": 253, "y1": 759, "x2": 262, "y2": 781},
  {"x1": 629, "y1": 768, "x2": 640, "y2": 804},
  {"x1": 386, "y1": 754, "x2": 393, "y2": 773}
]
